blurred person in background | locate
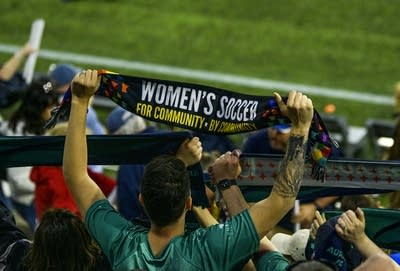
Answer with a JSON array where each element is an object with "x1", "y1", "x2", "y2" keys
[
  {"x1": 0, "y1": 199, "x2": 111, "y2": 271},
  {"x1": 0, "y1": 43, "x2": 35, "y2": 110},
  {"x1": 313, "y1": 208, "x2": 400, "y2": 271},
  {"x1": 386, "y1": 84, "x2": 400, "y2": 209},
  {"x1": 0, "y1": 76, "x2": 59, "y2": 232},
  {"x1": 30, "y1": 122, "x2": 116, "y2": 221},
  {"x1": 49, "y1": 63, "x2": 105, "y2": 173},
  {"x1": 105, "y1": 107, "x2": 157, "y2": 221}
]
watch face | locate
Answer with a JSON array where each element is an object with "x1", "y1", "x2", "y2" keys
[{"x1": 218, "y1": 179, "x2": 232, "y2": 190}]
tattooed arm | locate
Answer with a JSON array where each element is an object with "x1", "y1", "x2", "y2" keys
[{"x1": 210, "y1": 91, "x2": 313, "y2": 239}]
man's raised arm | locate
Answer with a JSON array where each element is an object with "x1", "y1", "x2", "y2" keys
[
  {"x1": 210, "y1": 91, "x2": 313, "y2": 238},
  {"x1": 63, "y1": 69, "x2": 105, "y2": 219}
]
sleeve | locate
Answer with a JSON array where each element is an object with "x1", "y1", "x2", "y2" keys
[
  {"x1": 88, "y1": 168, "x2": 116, "y2": 197},
  {"x1": 85, "y1": 199, "x2": 138, "y2": 266},
  {"x1": 256, "y1": 251, "x2": 290, "y2": 271},
  {"x1": 193, "y1": 210, "x2": 259, "y2": 270},
  {"x1": 0, "y1": 199, "x2": 27, "y2": 255}
]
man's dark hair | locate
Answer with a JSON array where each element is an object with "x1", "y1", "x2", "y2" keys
[{"x1": 141, "y1": 155, "x2": 190, "y2": 227}]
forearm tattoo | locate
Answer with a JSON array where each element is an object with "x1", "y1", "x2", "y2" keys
[{"x1": 272, "y1": 135, "x2": 306, "y2": 198}]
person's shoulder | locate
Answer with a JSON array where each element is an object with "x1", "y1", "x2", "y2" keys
[{"x1": 256, "y1": 251, "x2": 289, "y2": 271}]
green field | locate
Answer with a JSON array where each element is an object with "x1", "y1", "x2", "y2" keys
[{"x1": 1, "y1": 0, "x2": 400, "y2": 126}]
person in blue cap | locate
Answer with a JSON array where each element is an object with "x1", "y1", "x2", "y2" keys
[
  {"x1": 49, "y1": 63, "x2": 105, "y2": 137},
  {"x1": 49, "y1": 63, "x2": 105, "y2": 173}
]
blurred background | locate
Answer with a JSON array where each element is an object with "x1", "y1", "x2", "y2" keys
[{"x1": 1, "y1": 0, "x2": 400, "y2": 159}]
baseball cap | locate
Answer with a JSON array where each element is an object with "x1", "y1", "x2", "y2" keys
[
  {"x1": 273, "y1": 124, "x2": 291, "y2": 133},
  {"x1": 271, "y1": 229, "x2": 313, "y2": 261},
  {"x1": 49, "y1": 63, "x2": 81, "y2": 90},
  {"x1": 106, "y1": 107, "x2": 146, "y2": 135},
  {"x1": 314, "y1": 216, "x2": 363, "y2": 271}
]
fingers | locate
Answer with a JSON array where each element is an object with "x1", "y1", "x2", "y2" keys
[
  {"x1": 341, "y1": 211, "x2": 355, "y2": 228},
  {"x1": 286, "y1": 90, "x2": 296, "y2": 107},
  {"x1": 315, "y1": 210, "x2": 326, "y2": 225},
  {"x1": 232, "y1": 149, "x2": 241, "y2": 158},
  {"x1": 286, "y1": 91, "x2": 312, "y2": 109},
  {"x1": 208, "y1": 149, "x2": 242, "y2": 181},
  {"x1": 273, "y1": 92, "x2": 287, "y2": 115},
  {"x1": 345, "y1": 209, "x2": 358, "y2": 224},
  {"x1": 189, "y1": 137, "x2": 202, "y2": 156},
  {"x1": 310, "y1": 223, "x2": 317, "y2": 239},
  {"x1": 335, "y1": 223, "x2": 344, "y2": 236},
  {"x1": 337, "y1": 217, "x2": 346, "y2": 229},
  {"x1": 356, "y1": 207, "x2": 365, "y2": 223}
]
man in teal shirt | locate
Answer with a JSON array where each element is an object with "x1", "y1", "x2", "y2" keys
[{"x1": 63, "y1": 69, "x2": 314, "y2": 270}]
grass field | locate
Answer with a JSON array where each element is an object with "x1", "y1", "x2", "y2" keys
[{"x1": 1, "y1": 0, "x2": 400, "y2": 126}]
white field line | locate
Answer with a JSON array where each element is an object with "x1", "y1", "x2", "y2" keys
[{"x1": 0, "y1": 43, "x2": 393, "y2": 106}]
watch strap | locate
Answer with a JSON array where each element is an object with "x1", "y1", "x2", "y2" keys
[{"x1": 217, "y1": 179, "x2": 237, "y2": 191}]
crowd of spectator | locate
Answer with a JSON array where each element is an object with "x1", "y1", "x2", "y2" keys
[{"x1": 0, "y1": 44, "x2": 399, "y2": 270}]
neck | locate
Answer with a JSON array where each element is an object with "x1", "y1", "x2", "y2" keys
[{"x1": 147, "y1": 212, "x2": 186, "y2": 256}]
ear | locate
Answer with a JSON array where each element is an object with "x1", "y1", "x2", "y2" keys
[
  {"x1": 186, "y1": 196, "x2": 192, "y2": 211},
  {"x1": 138, "y1": 193, "x2": 145, "y2": 207}
]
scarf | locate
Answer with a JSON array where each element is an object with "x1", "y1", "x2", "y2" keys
[{"x1": 45, "y1": 70, "x2": 338, "y2": 181}]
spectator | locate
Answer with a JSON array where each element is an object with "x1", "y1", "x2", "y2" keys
[
  {"x1": 49, "y1": 63, "x2": 105, "y2": 136},
  {"x1": 340, "y1": 195, "x2": 380, "y2": 211},
  {"x1": 0, "y1": 76, "x2": 59, "y2": 232},
  {"x1": 193, "y1": 131, "x2": 236, "y2": 155},
  {"x1": 243, "y1": 121, "x2": 339, "y2": 231},
  {"x1": 0, "y1": 199, "x2": 111, "y2": 271},
  {"x1": 386, "y1": 112, "x2": 400, "y2": 209},
  {"x1": 49, "y1": 63, "x2": 105, "y2": 173},
  {"x1": 62, "y1": 69, "x2": 313, "y2": 270},
  {"x1": 309, "y1": 208, "x2": 400, "y2": 270},
  {"x1": 335, "y1": 208, "x2": 400, "y2": 270},
  {"x1": 30, "y1": 122, "x2": 116, "y2": 221},
  {"x1": 243, "y1": 124, "x2": 291, "y2": 155},
  {"x1": 105, "y1": 107, "x2": 157, "y2": 221},
  {"x1": 0, "y1": 43, "x2": 35, "y2": 109}
]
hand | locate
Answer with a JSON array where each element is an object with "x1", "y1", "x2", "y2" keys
[
  {"x1": 273, "y1": 91, "x2": 313, "y2": 133},
  {"x1": 310, "y1": 210, "x2": 326, "y2": 240},
  {"x1": 20, "y1": 42, "x2": 36, "y2": 57},
  {"x1": 71, "y1": 69, "x2": 101, "y2": 100},
  {"x1": 292, "y1": 202, "x2": 317, "y2": 228},
  {"x1": 335, "y1": 208, "x2": 366, "y2": 244},
  {"x1": 208, "y1": 149, "x2": 241, "y2": 183},
  {"x1": 176, "y1": 137, "x2": 202, "y2": 167}
]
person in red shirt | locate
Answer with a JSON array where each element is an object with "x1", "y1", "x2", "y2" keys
[{"x1": 30, "y1": 122, "x2": 116, "y2": 221}]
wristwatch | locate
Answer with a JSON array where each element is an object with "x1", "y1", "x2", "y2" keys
[{"x1": 217, "y1": 179, "x2": 237, "y2": 191}]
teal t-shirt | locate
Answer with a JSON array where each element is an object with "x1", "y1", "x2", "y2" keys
[
  {"x1": 85, "y1": 199, "x2": 259, "y2": 271},
  {"x1": 256, "y1": 251, "x2": 289, "y2": 271}
]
